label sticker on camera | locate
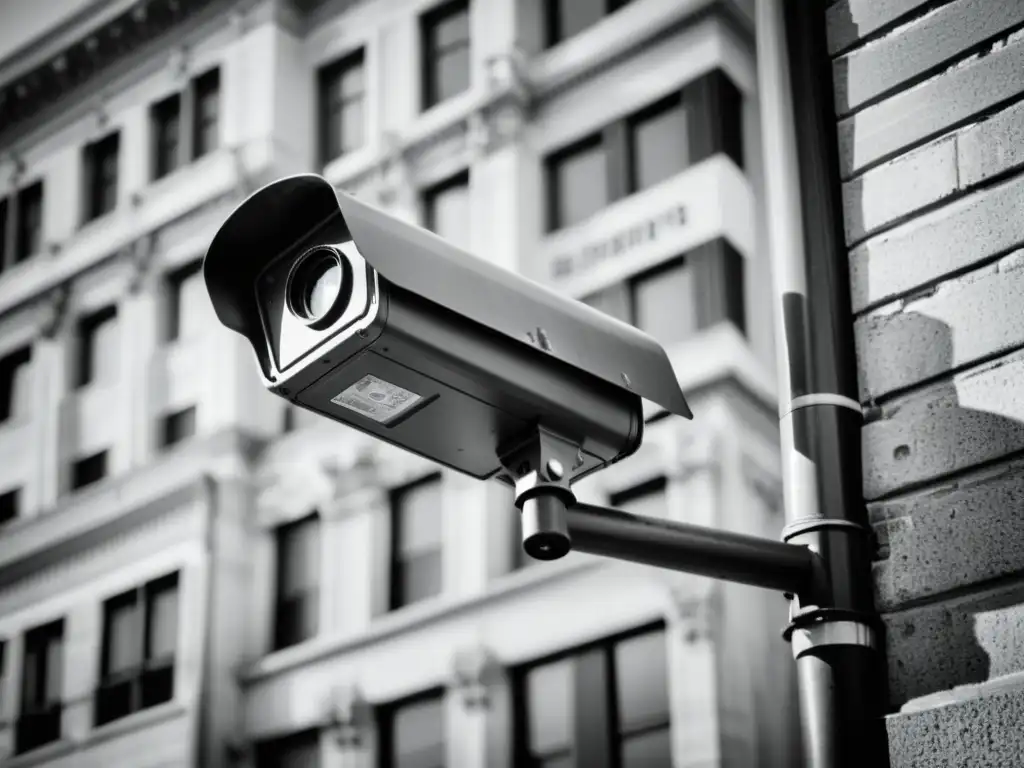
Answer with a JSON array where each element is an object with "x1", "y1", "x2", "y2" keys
[{"x1": 331, "y1": 375, "x2": 423, "y2": 424}]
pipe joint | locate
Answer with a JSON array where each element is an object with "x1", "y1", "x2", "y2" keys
[{"x1": 786, "y1": 615, "x2": 878, "y2": 659}]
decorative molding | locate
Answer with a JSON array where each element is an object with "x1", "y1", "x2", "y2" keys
[
  {"x1": 37, "y1": 283, "x2": 70, "y2": 339},
  {"x1": 167, "y1": 45, "x2": 190, "y2": 82},
  {"x1": 665, "y1": 585, "x2": 720, "y2": 645},
  {"x1": 124, "y1": 232, "x2": 159, "y2": 295},
  {"x1": 327, "y1": 683, "x2": 372, "y2": 749},
  {"x1": 0, "y1": 0, "x2": 222, "y2": 138},
  {"x1": 450, "y1": 645, "x2": 503, "y2": 711}
]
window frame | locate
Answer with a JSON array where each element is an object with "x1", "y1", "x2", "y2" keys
[
  {"x1": 70, "y1": 449, "x2": 108, "y2": 492},
  {"x1": 512, "y1": 620, "x2": 670, "y2": 768},
  {"x1": 389, "y1": 473, "x2": 445, "y2": 612},
  {"x1": 318, "y1": 47, "x2": 367, "y2": 166},
  {"x1": 273, "y1": 512, "x2": 322, "y2": 651},
  {"x1": 545, "y1": 0, "x2": 633, "y2": 48},
  {"x1": 150, "y1": 92, "x2": 183, "y2": 180},
  {"x1": 377, "y1": 687, "x2": 447, "y2": 768},
  {"x1": 160, "y1": 405, "x2": 197, "y2": 450},
  {"x1": 0, "y1": 344, "x2": 32, "y2": 424},
  {"x1": 83, "y1": 131, "x2": 120, "y2": 223},
  {"x1": 420, "y1": 0, "x2": 472, "y2": 111},
  {"x1": 75, "y1": 304, "x2": 118, "y2": 389},
  {"x1": 95, "y1": 572, "x2": 180, "y2": 727},
  {"x1": 164, "y1": 259, "x2": 204, "y2": 343},
  {"x1": 17, "y1": 619, "x2": 64, "y2": 755},
  {"x1": 191, "y1": 67, "x2": 221, "y2": 160},
  {"x1": 422, "y1": 169, "x2": 471, "y2": 240},
  {"x1": 545, "y1": 69, "x2": 744, "y2": 234},
  {"x1": 255, "y1": 727, "x2": 322, "y2": 768}
]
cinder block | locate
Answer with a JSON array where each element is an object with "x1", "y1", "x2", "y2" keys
[
  {"x1": 833, "y1": 0, "x2": 1024, "y2": 116},
  {"x1": 837, "y1": 33, "x2": 1024, "y2": 178},
  {"x1": 826, "y1": 0, "x2": 931, "y2": 56},
  {"x1": 887, "y1": 683, "x2": 1024, "y2": 767},
  {"x1": 855, "y1": 256, "x2": 1024, "y2": 400},
  {"x1": 872, "y1": 457, "x2": 1024, "y2": 611},
  {"x1": 884, "y1": 582, "x2": 1024, "y2": 707},
  {"x1": 849, "y1": 172, "x2": 1024, "y2": 313},
  {"x1": 862, "y1": 349, "x2": 1024, "y2": 500},
  {"x1": 841, "y1": 135, "x2": 957, "y2": 244},
  {"x1": 958, "y1": 97, "x2": 1024, "y2": 187}
]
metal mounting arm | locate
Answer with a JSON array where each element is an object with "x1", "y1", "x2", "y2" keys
[{"x1": 519, "y1": 492, "x2": 817, "y2": 598}]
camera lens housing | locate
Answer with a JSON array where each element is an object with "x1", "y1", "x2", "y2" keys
[{"x1": 286, "y1": 245, "x2": 353, "y2": 330}]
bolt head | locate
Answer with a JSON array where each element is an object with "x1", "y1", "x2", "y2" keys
[{"x1": 546, "y1": 458, "x2": 564, "y2": 480}]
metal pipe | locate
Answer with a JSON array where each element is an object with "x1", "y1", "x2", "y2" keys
[
  {"x1": 566, "y1": 502, "x2": 816, "y2": 596},
  {"x1": 757, "y1": 1, "x2": 888, "y2": 767}
]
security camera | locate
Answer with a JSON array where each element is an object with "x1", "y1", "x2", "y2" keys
[{"x1": 204, "y1": 174, "x2": 691, "y2": 520}]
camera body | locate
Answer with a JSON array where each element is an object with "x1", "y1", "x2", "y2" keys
[{"x1": 204, "y1": 174, "x2": 691, "y2": 484}]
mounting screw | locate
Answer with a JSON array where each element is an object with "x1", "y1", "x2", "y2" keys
[{"x1": 546, "y1": 459, "x2": 564, "y2": 480}]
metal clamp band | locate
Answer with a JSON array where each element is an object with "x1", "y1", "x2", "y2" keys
[
  {"x1": 790, "y1": 620, "x2": 877, "y2": 658},
  {"x1": 783, "y1": 518, "x2": 871, "y2": 542},
  {"x1": 782, "y1": 393, "x2": 863, "y2": 419}
]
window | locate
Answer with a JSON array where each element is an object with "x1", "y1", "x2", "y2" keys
[
  {"x1": 165, "y1": 259, "x2": 211, "y2": 342},
  {"x1": 545, "y1": 71, "x2": 743, "y2": 233},
  {"x1": 515, "y1": 624, "x2": 671, "y2": 768},
  {"x1": 547, "y1": 134, "x2": 608, "y2": 231},
  {"x1": 256, "y1": 729, "x2": 322, "y2": 768},
  {"x1": 0, "y1": 345, "x2": 32, "y2": 423},
  {"x1": 546, "y1": 0, "x2": 633, "y2": 46},
  {"x1": 76, "y1": 305, "x2": 119, "y2": 388},
  {"x1": 390, "y1": 474, "x2": 444, "y2": 610},
  {"x1": 609, "y1": 477, "x2": 668, "y2": 519},
  {"x1": 629, "y1": 94, "x2": 688, "y2": 193},
  {"x1": 71, "y1": 450, "x2": 107, "y2": 491},
  {"x1": 0, "y1": 180, "x2": 45, "y2": 272},
  {"x1": 95, "y1": 573, "x2": 179, "y2": 726},
  {"x1": 581, "y1": 239, "x2": 745, "y2": 347},
  {"x1": 274, "y1": 514, "x2": 321, "y2": 650},
  {"x1": 423, "y1": 172, "x2": 470, "y2": 251},
  {"x1": 17, "y1": 619, "x2": 64, "y2": 755},
  {"x1": 151, "y1": 93, "x2": 182, "y2": 180},
  {"x1": 0, "y1": 487, "x2": 20, "y2": 525},
  {"x1": 319, "y1": 49, "x2": 366, "y2": 165},
  {"x1": 422, "y1": 0, "x2": 471, "y2": 110},
  {"x1": 15, "y1": 181, "x2": 44, "y2": 263},
  {"x1": 192, "y1": 68, "x2": 221, "y2": 159},
  {"x1": 160, "y1": 406, "x2": 197, "y2": 450},
  {"x1": 379, "y1": 690, "x2": 446, "y2": 768},
  {"x1": 83, "y1": 132, "x2": 120, "y2": 222}
]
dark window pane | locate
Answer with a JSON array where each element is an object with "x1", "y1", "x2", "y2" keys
[
  {"x1": 71, "y1": 450, "x2": 107, "y2": 490},
  {"x1": 554, "y1": 0, "x2": 604, "y2": 42},
  {"x1": 193, "y1": 69, "x2": 220, "y2": 158},
  {"x1": 423, "y1": 2, "x2": 470, "y2": 109},
  {"x1": 151, "y1": 94, "x2": 181, "y2": 179},
  {"x1": 632, "y1": 261, "x2": 697, "y2": 346},
  {"x1": 166, "y1": 259, "x2": 212, "y2": 342},
  {"x1": 15, "y1": 181, "x2": 43, "y2": 262},
  {"x1": 103, "y1": 594, "x2": 140, "y2": 675},
  {"x1": 526, "y1": 658, "x2": 573, "y2": 756},
  {"x1": 615, "y1": 630, "x2": 670, "y2": 733},
  {"x1": 550, "y1": 140, "x2": 607, "y2": 230},
  {"x1": 621, "y1": 727, "x2": 672, "y2": 768},
  {"x1": 396, "y1": 550, "x2": 442, "y2": 606},
  {"x1": 77, "y1": 306, "x2": 119, "y2": 388},
  {"x1": 275, "y1": 515, "x2": 321, "y2": 648},
  {"x1": 631, "y1": 99, "x2": 688, "y2": 191},
  {"x1": 424, "y1": 174, "x2": 470, "y2": 251},
  {"x1": 257, "y1": 730, "x2": 322, "y2": 768},
  {"x1": 147, "y1": 578, "x2": 179, "y2": 660},
  {"x1": 0, "y1": 345, "x2": 32, "y2": 423},
  {"x1": 320, "y1": 51, "x2": 365, "y2": 163},
  {"x1": 393, "y1": 695, "x2": 445, "y2": 768},
  {"x1": 396, "y1": 477, "x2": 443, "y2": 555},
  {"x1": 161, "y1": 406, "x2": 197, "y2": 449},
  {"x1": 0, "y1": 487, "x2": 19, "y2": 524},
  {"x1": 85, "y1": 132, "x2": 120, "y2": 221}
]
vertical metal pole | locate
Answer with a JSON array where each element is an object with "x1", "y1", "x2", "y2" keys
[{"x1": 755, "y1": 2, "x2": 889, "y2": 767}]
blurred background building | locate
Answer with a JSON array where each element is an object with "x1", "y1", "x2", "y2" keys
[{"x1": 0, "y1": 0, "x2": 797, "y2": 767}]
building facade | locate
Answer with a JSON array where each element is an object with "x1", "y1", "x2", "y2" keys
[
  {"x1": 818, "y1": 0, "x2": 1024, "y2": 764},
  {"x1": 0, "y1": 1, "x2": 798, "y2": 767}
]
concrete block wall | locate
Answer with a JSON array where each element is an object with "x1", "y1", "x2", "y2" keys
[{"x1": 825, "y1": 0, "x2": 1024, "y2": 765}]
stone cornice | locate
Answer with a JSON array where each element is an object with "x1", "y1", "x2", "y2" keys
[{"x1": 0, "y1": 0, "x2": 237, "y2": 146}]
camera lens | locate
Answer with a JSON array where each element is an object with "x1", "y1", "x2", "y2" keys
[
  {"x1": 305, "y1": 260, "x2": 342, "y2": 320},
  {"x1": 287, "y1": 246, "x2": 352, "y2": 326}
]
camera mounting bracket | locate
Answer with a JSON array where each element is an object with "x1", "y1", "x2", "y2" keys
[{"x1": 497, "y1": 426, "x2": 582, "y2": 561}]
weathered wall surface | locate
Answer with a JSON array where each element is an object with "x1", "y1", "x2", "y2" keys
[{"x1": 826, "y1": 0, "x2": 1024, "y2": 765}]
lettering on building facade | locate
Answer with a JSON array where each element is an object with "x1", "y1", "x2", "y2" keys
[{"x1": 551, "y1": 205, "x2": 688, "y2": 279}]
